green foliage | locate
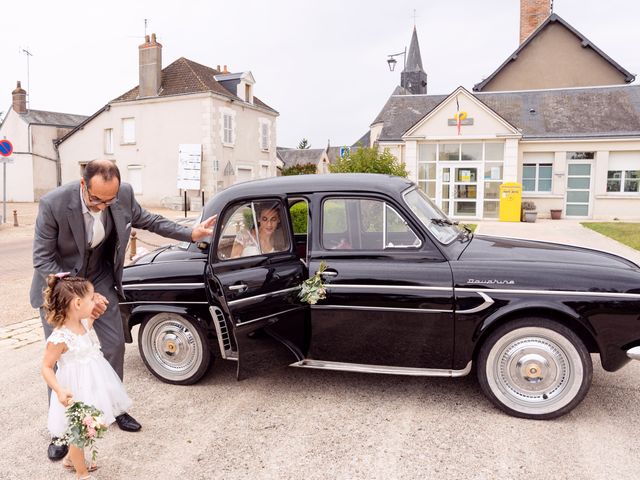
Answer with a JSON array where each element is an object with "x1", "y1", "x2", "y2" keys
[
  {"x1": 290, "y1": 202, "x2": 308, "y2": 233},
  {"x1": 329, "y1": 145, "x2": 408, "y2": 177},
  {"x1": 281, "y1": 163, "x2": 317, "y2": 176},
  {"x1": 298, "y1": 138, "x2": 311, "y2": 149},
  {"x1": 581, "y1": 222, "x2": 640, "y2": 251}
]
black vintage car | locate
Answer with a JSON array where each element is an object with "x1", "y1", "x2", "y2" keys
[{"x1": 120, "y1": 174, "x2": 640, "y2": 419}]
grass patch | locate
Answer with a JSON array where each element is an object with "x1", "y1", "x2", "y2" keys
[
  {"x1": 460, "y1": 223, "x2": 477, "y2": 233},
  {"x1": 581, "y1": 222, "x2": 640, "y2": 251}
]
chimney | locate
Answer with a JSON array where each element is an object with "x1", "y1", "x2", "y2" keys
[
  {"x1": 223, "y1": 65, "x2": 229, "y2": 74},
  {"x1": 12, "y1": 81, "x2": 27, "y2": 114},
  {"x1": 520, "y1": 0, "x2": 551, "y2": 43},
  {"x1": 138, "y1": 33, "x2": 162, "y2": 97}
]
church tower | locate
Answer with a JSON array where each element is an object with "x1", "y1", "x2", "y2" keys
[{"x1": 401, "y1": 27, "x2": 428, "y2": 94}]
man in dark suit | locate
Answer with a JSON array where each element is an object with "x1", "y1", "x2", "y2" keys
[{"x1": 31, "y1": 160, "x2": 216, "y2": 460}]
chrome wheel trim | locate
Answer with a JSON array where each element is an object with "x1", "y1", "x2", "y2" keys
[
  {"x1": 141, "y1": 313, "x2": 204, "y2": 382},
  {"x1": 485, "y1": 326, "x2": 584, "y2": 416}
]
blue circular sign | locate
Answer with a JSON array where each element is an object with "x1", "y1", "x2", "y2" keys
[{"x1": 0, "y1": 140, "x2": 13, "y2": 157}]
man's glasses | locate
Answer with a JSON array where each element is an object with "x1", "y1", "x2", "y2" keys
[{"x1": 84, "y1": 185, "x2": 117, "y2": 206}]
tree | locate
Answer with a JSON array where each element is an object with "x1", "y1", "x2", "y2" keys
[
  {"x1": 297, "y1": 138, "x2": 311, "y2": 149},
  {"x1": 329, "y1": 145, "x2": 408, "y2": 177},
  {"x1": 281, "y1": 163, "x2": 317, "y2": 176}
]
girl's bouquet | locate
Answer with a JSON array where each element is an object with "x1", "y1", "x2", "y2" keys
[
  {"x1": 62, "y1": 400, "x2": 108, "y2": 461},
  {"x1": 299, "y1": 261, "x2": 328, "y2": 305}
]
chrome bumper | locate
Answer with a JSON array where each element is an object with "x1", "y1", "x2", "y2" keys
[{"x1": 628, "y1": 346, "x2": 640, "y2": 360}]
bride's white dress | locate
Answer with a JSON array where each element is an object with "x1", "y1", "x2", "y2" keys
[{"x1": 46, "y1": 319, "x2": 132, "y2": 437}]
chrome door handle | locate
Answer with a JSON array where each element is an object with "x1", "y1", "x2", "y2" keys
[
  {"x1": 321, "y1": 269, "x2": 338, "y2": 277},
  {"x1": 229, "y1": 283, "x2": 248, "y2": 292}
]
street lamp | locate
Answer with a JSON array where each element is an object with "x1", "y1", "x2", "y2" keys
[{"x1": 386, "y1": 47, "x2": 406, "y2": 72}]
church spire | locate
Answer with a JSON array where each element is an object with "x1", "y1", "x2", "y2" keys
[
  {"x1": 401, "y1": 26, "x2": 427, "y2": 94},
  {"x1": 404, "y1": 26, "x2": 423, "y2": 72}
]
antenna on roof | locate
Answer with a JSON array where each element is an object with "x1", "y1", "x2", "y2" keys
[
  {"x1": 412, "y1": 9, "x2": 418, "y2": 27},
  {"x1": 144, "y1": 18, "x2": 148, "y2": 37},
  {"x1": 550, "y1": 0, "x2": 554, "y2": 13},
  {"x1": 18, "y1": 46, "x2": 33, "y2": 108}
]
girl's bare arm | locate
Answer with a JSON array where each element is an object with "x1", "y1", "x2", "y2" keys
[{"x1": 41, "y1": 342, "x2": 73, "y2": 406}]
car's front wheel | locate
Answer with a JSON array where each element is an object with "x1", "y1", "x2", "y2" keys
[
  {"x1": 138, "y1": 313, "x2": 212, "y2": 385},
  {"x1": 477, "y1": 318, "x2": 592, "y2": 419}
]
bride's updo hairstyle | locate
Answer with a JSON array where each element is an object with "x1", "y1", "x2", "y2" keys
[{"x1": 43, "y1": 274, "x2": 92, "y2": 327}]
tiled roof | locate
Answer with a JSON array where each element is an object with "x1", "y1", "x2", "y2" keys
[
  {"x1": 112, "y1": 57, "x2": 277, "y2": 113},
  {"x1": 276, "y1": 147, "x2": 325, "y2": 167},
  {"x1": 19, "y1": 109, "x2": 87, "y2": 127},
  {"x1": 374, "y1": 85, "x2": 640, "y2": 141}
]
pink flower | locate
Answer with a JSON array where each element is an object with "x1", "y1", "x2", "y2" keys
[
  {"x1": 87, "y1": 427, "x2": 97, "y2": 438},
  {"x1": 83, "y1": 415, "x2": 94, "y2": 427}
]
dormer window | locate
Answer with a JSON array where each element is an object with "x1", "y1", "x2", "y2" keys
[{"x1": 245, "y1": 84, "x2": 252, "y2": 103}]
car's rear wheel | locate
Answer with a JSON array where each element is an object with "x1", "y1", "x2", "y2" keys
[
  {"x1": 138, "y1": 313, "x2": 212, "y2": 385},
  {"x1": 477, "y1": 318, "x2": 592, "y2": 419}
]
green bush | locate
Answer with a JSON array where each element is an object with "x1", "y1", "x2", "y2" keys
[{"x1": 290, "y1": 202, "x2": 308, "y2": 233}]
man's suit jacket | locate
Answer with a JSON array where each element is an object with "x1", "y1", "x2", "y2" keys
[{"x1": 30, "y1": 181, "x2": 193, "y2": 308}]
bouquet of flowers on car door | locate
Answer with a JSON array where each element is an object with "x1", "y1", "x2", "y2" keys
[{"x1": 299, "y1": 261, "x2": 328, "y2": 305}]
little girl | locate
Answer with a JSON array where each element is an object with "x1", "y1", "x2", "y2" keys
[{"x1": 41, "y1": 274, "x2": 132, "y2": 480}]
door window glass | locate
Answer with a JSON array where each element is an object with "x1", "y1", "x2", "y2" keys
[
  {"x1": 322, "y1": 198, "x2": 419, "y2": 250},
  {"x1": 217, "y1": 200, "x2": 289, "y2": 259}
]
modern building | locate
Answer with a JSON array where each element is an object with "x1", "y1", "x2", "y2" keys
[
  {"x1": 0, "y1": 82, "x2": 87, "y2": 202},
  {"x1": 367, "y1": 1, "x2": 640, "y2": 220},
  {"x1": 58, "y1": 34, "x2": 279, "y2": 207}
]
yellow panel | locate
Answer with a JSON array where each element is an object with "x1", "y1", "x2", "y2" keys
[{"x1": 499, "y1": 182, "x2": 522, "y2": 222}]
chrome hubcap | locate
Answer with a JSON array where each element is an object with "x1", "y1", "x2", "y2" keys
[
  {"x1": 142, "y1": 315, "x2": 203, "y2": 381},
  {"x1": 486, "y1": 327, "x2": 584, "y2": 415}
]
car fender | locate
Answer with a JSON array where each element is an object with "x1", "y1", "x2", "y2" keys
[
  {"x1": 123, "y1": 304, "x2": 212, "y2": 343},
  {"x1": 471, "y1": 299, "x2": 598, "y2": 356}
]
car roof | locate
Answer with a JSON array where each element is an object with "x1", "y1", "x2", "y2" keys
[{"x1": 205, "y1": 174, "x2": 415, "y2": 215}]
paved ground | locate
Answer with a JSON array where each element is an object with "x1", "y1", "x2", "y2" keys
[{"x1": 1, "y1": 205, "x2": 639, "y2": 479}]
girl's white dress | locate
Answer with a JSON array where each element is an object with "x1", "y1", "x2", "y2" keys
[{"x1": 46, "y1": 319, "x2": 132, "y2": 437}]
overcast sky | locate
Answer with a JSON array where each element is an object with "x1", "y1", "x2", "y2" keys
[{"x1": 2, "y1": 0, "x2": 638, "y2": 148}]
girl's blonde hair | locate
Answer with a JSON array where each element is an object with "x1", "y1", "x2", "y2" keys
[{"x1": 43, "y1": 275, "x2": 92, "y2": 327}]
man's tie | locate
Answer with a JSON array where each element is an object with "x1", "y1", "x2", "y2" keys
[{"x1": 89, "y1": 210, "x2": 105, "y2": 248}]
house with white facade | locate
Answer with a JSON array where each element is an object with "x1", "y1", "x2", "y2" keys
[
  {"x1": 368, "y1": 3, "x2": 640, "y2": 220},
  {"x1": 58, "y1": 34, "x2": 279, "y2": 207},
  {"x1": 0, "y1": 82, "x2": 87, "y2": 201}
]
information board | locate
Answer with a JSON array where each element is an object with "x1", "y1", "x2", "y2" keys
[{"x1": 177, "y1": 144, "x2": 202, "y2": 190}]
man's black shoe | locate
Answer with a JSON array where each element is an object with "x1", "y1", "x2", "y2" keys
[
  {"x1": 115, "y1": 413, "x2": 142, "y2": 432},
  {"x1": 48, "y1": 438, "x2": 68, "y2": 460}
]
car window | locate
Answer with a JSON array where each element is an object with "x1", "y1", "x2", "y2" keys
[
  {"x1": 322, "y1": 198, "x2": 420, "y2": 250},
  {"x1": 217, "y1": 200, "x2": 290, "y2": 260}
]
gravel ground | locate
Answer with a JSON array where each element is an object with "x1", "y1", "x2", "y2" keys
[{"x1": 1, "y1": 335, "x2": 639, "y2": 479}]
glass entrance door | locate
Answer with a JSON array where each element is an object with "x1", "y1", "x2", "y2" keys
[
  {"x1": 438, "y1": 164, "x2": 480, "y2": 218},
  {"x1": 565, "y1": 162, "x2": 593, "y2": 217}
]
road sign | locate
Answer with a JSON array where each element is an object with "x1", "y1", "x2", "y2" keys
[
  {"x1": 0, "y1": 140, "x2": 13, "y2": 157},
  {"x1": 339, "y1": 146, "x2": 350, "y2": 158},
  {"x1": 0, "y1": 157, "x2": 14, "y2": 163}
]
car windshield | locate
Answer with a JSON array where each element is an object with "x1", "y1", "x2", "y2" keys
[{"x1": 402, "y1": 187, "x2": 463, "y2": 245}]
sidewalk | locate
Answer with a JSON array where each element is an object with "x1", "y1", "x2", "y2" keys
[{"x1": 474, "y1": 218, "x2": 640, "y2": 265}]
